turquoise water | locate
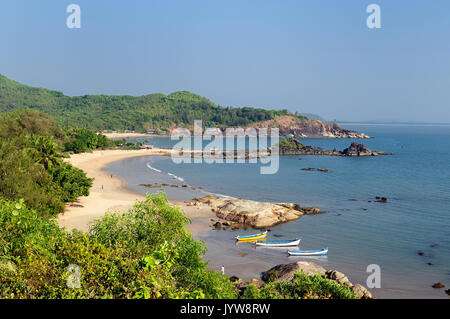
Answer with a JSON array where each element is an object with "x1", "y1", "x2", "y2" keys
[{"x1": 106, "y1": 124, "x2": 450, "y2": 298}]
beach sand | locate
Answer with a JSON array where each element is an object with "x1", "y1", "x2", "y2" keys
[
  {"x1": 103, "y1": 132, "x2": 155, "y2": 139},
  {"x1": 57, "y1": 149, "x2": 215, "y2": 234}
]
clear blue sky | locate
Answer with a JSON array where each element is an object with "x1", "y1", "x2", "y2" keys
[{"x1": 0, "y1": 0, "x2": 449, "y2": 122}]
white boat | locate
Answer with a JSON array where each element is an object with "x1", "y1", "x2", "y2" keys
[
  {"x1": 254, "y1": 238, "x2": 301, "y2": 247},
  {"x1": 288, "y1": 247, "x2": 328, "y2": 256}
]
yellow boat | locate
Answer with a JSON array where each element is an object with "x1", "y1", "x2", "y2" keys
[{"x1": 235, "y1": 231, "x2": 268, "y2": 241}]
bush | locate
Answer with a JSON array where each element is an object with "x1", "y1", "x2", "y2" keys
[
  {"x1": 0, "y1": 194, "x2": 237, "y2": 299},
  {"x1": 244, "y1": 272, "x2": 357, "y2": 299}
]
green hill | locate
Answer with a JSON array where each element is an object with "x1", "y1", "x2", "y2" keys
[{"x1": 0, "y1": 74, "x2": 302, "y2": 132}]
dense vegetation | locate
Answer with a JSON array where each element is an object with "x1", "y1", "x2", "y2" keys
[
  {"x1": 0, "y1": 193, "x2": 355, "y2": 299},
  {"x1": 0, "y1": 193, "x2": 237, "y2": 298},
  {"x1": 0, "y1": 74, "x2": 307, "y2": 132},
  {"x1": 242, "y1": 273, "x2": 356, "y2": 299},
  {"x1": 0, "y1": 110, "x2": 94, "y2": 215},
  {"x1": 0, "y1": 98, "x2": 356, "y2": 299}
]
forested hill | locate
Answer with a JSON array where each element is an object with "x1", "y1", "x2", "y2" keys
[
  {"x1": 0, "y1": 74, "x2": 369, "y2": 138},
  {"x1": 0, "y1": 74, "x2": 303, "y2": 132}
]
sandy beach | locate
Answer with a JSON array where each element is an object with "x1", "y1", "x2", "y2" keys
[
  {"x1": 103, "y1": 132, "x2": 155, "y2": 139},
  {"x1": 57, "y1": 148, "x2": 215, "y2": 234}
]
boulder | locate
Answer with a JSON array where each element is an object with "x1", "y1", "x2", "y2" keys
[
  {"x1": 261, "y1": 261, "x2": 326, "y2": 282},
  {"x1": 341, "y1": 142, "x2": 373, "y2": 157},
  {"x1": 229, "y1": 276, "x2": 240, "y2": 283},
  {"x1": 325, "y1": 270, "x2": 353, "y2": 288},
  {"x1": 351, "y1": 284, "x2": 373, "y2": 299},
  {"x1": 199, "y1": 196, "x2": 312, "y2": 228}
]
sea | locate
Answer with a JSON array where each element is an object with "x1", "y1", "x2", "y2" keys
[{"x1": 105, "y1": 124, "x2": 450, "y2": 298}]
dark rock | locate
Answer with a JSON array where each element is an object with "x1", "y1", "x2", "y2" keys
[
  {"x1": 229, "y1": 276, "x2": 240, "y2": 282},
  {"x1": 302, "y1": 207, "x2": 322, "y2": 215},
  {"x1": 445, "y1": 289, "x2": 450, "y2": 296},
  {"x1": 375, "y1": 196, "x2": 387, "y2": 203},
  {"x1": 432, "y1": 282, "x2": 445, "y2": 289},
  {"x1": 317, "y1": 168, "x2": 328, "y2": 172},
  {"x1": 273, "y1": 234, "x2": 284, "y2": 238},
  {"x1": 418, "y1": 251, "x2": 425, "y2": 256},
  {"x1": 342, "y1": 142, "x2": 373, "y2": 157},
  {"x1": 427, "y1": 262, "x2": 433, "y2": 266}
]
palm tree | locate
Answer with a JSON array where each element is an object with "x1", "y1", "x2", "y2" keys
[{"x1": 26, "y1": 135, "x2": 63, "y2": 170}]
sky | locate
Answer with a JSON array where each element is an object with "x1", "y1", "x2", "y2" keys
[{"x1": 0, "y1": 0, "x2": 449, "y2": 123}]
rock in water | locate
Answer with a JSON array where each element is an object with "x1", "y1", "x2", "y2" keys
[
  {"x1": 341, "y1": 142, "x2": 373, "y2": 156},
  {"x1": 195, "y1": 195, "x2": 321, "y2": 228},
  {"x1": 261, "y1": 261, "x2": 326, "y2": 282},
  {"x1": 432, "y1": 282, "x2": 445, "y2": 289}
]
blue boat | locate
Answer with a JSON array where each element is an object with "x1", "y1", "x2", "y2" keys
[{"x1": 288, "y1": 247, "x2": 328, "y2": 256}]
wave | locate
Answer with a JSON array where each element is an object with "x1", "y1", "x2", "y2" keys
[
  {"x1": 167, "y1": 172, "x2": 184, "y2": 182},
  {"x1": 146, "y1": 162, "x2": 162, "y2": 173}
]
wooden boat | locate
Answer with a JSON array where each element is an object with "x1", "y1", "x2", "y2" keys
[
  {"x1": 235, "y1": 231, "x2": 268, "y2": 241},
  {"x1": 288, "y1": 247, "x2": 328, "y2": 256},
  {"x1": 254, "y1": 238, "x2": 301, "y2": 247}
]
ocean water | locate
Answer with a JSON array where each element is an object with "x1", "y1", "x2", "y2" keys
[{"x1": 106, "y1": 124, "x2": 450, "y2": 298}]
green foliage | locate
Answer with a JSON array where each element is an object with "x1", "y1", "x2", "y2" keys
[
  {"x1": 242, "y1": 272, "x2": 357, "y2": 299},
  {"x1": 0, "y1": 194, "x2": 237, "y2": 299},
  {"x1": 0, "y1": 139, "x2": 65, "y2": 215},
  {"x1": 64, "y1": 127, "x2": 110, "y2": 153},
  {"x1": 0, "y1": 193, "x2": 357, "y2": 299},
  {"x1": 279, "y1": 136, "x2": 304, "y2": 151},
  {"x1": 0, "y1": 74, "x2": 307, "y2": 132},
  {"x1": 0, "y1": 110, "x2": 94, "y2": 215},
  {"x1": 49, "y1": 163, "x2": 93, "y2": 202}
]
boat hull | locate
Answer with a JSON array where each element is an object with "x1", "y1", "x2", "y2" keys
[
  {"x1": 235, "y1": 231, "x2": 268, "y2": 241},
  {"x1": 288, "y1": 248, "x2": 328, "y2": 256},
  {"x1": 255, "y1": 239, "x2": 301, "y2": 247}
]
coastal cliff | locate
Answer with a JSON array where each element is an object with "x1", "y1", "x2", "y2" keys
[{"x1": 249, "y1": 115, "x2": 370, "y2": 138}]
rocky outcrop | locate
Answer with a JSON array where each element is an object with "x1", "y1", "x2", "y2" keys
[
  {"x1": 341, "y1": 142, "x2": 390, "y2": 157},
  {"x1": 250, "y1": 115, "x2": 370, "y2": 138},
  {"x1": 351, "y1": 284, "x2": 373, "y2": 299},
  {"x1": 194, "y1": 195, "x2": 321, "y2": 228},
  {"x1": 261, "y1": 261, "x2": 326, "y2": 282},
  {"x1": 259, "y1": 261, "x2": 373, "y2": 299},
  {"x1": 279, "y1": 139, "x2": 392, "y2": 157}
]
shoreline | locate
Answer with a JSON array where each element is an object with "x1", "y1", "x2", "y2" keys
[{"x1": 57, "y1": 149, "x2": 215, "y2": 234}]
